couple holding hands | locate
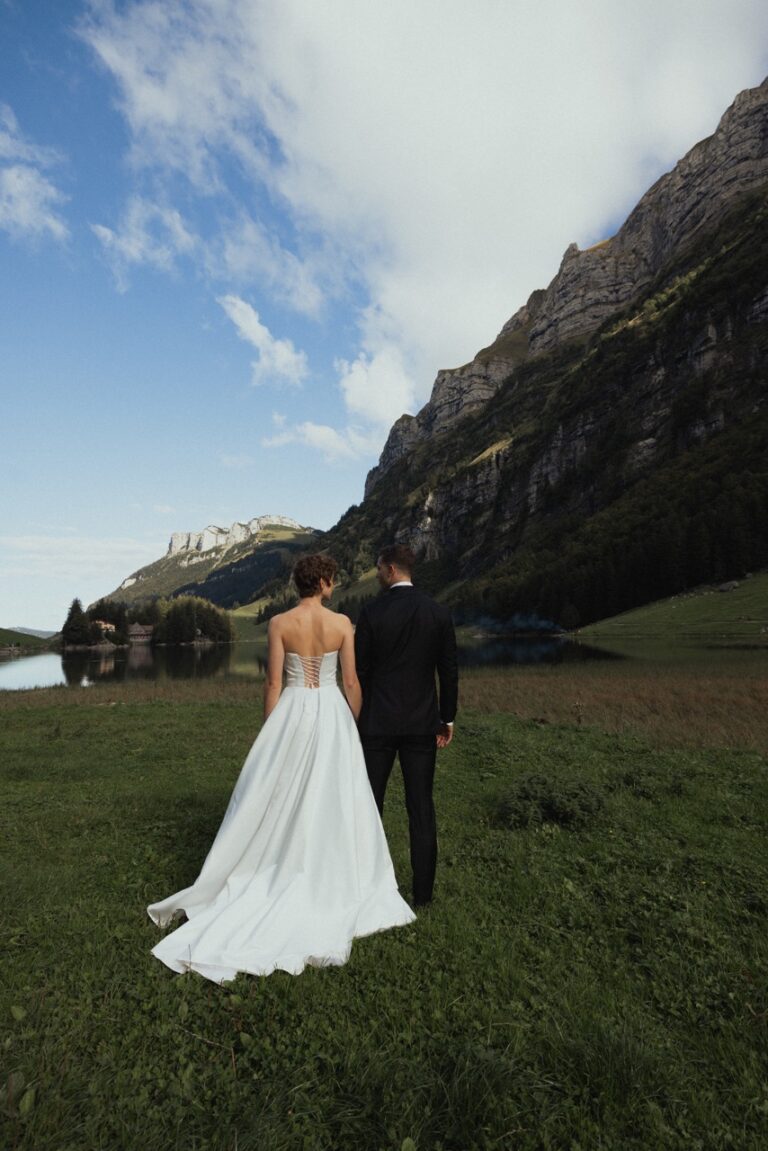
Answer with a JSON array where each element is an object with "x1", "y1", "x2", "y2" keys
[{"x1": 148, "y1": 544, "x2": 458, "y2": 983}]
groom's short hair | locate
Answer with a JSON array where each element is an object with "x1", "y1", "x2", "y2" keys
[
  {"x1": 379, "y1": 543, "x2": 416, "y2": 575},
  {"x1": 293, "y1": 553, "x2": 338, "y2": 597}
]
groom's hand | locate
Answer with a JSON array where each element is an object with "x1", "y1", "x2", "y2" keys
[{"x1": 436, "y1": 723, "x2": 453, "y2": 749}]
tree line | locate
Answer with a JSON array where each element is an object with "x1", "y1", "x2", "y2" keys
[
  {"x1": 61, "y1": 595, "x2": 233, "y2": 647},
  {"x1": 454, "y1": 422, "x2": 768, "y2": 630}
]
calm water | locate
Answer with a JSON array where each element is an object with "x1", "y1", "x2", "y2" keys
[{"x1": 0, "y1": 636, "x2": 617, "y2": 691}]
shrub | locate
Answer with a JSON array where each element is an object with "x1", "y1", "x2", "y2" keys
[{"x1": 492, "y1": 772, "x2": 603, "y2": 830}]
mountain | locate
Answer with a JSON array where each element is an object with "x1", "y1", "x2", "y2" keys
[
  {"x1": 322, "y1": 79, "x2": 768, "y2": 626},
  {"x1": 104, "y1": 516, "x2": 318, "y2": 609},
  {"x1": 9, "y1": 627, "x2": 57, "y2": 639}
]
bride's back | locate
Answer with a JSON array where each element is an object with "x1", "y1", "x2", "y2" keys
[{"x1": 271, "y1": 603, "x2": 348, "y2": 656}]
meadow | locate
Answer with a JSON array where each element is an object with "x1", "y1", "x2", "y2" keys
[
  {"x1": 580, "y1": 571, "x2": 768, "y2": 641},
  {"x1": 0, "y1": 629, "x2": 49, "y2": 651},
  {"x1": 1, "y1": 655, "x2": 767, "y2": 1150}
]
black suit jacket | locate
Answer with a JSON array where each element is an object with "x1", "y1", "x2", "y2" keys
[{"x1": 355, "y1": 585, "x2": 458, "y2": 737}]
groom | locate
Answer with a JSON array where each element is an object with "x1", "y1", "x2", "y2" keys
[{"x1": 355, "y1": 543, "x2": 458, "y2": 908}]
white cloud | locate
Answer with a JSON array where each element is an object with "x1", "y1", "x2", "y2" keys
[
  {"x1": 80, "y1": 0, "x2": 768, "y2": 459},
  {"x1": 0, "y1": 533, "x2": 166, "y2": 629},
  {"x1": 212, "y1": 213, "x2": 324, "y2": 316},
  {"x1": 79, "y1": 0, "x2": 262, "y2": 190},
  {"x1": 153, "y1": 504, "x2": 176, "y2": 515},
  {"x1": 336, "y1": 345, "x2": 417, "y2": 430},
  {"x1": 261, "y1": 406, "x2": 380, "y2": 464},
  {"x1": 220, "y1": 453, "x2": 254, "y2": 470},
  {"x1": 218, "y1": 294, "x2": 308, "y2": 386},
  {"x1": 0, "y1": 533, "x2": 162, "y2": 579},
  {"x1": 262, "y1": 420, "x2": 378, "y2": 464},
  {"x1": 0, "y1": 105, "x2": 68, "y2": 241},
  {"x1": 92, "y1": 195, "x2": 197, "y2": 289}
]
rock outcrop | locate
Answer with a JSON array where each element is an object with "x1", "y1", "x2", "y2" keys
[
  {"x1": 364, "y1": 341, "x2": 527, "y2": 496},
  {"x1": 365, "y1": 77, "x2": 768, "y2": 494},
  {"x1": 167, "y1": 515, "x2": 303, "y2": 556},
  {"x1": 107, "y1": 514, "x2": 315, "y2": 606},
  {"x1": 526, "y1": 78, "x2": 768, "y2": 355}
]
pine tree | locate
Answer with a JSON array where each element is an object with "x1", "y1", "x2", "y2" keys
[{"x1": 61, "y1": 598, "x2": 93, "y2": 646}]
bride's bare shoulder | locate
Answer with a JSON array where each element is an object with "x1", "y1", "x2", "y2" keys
[
  {"x1": 332, "y1": 609, "x2": 353, "y2": 631},
  {"x1": 266, "y1": 610, "x2": 291, "y2": 636},
  {"x1": 325, "y1": 607, "x2": 352, "y2": 638}
]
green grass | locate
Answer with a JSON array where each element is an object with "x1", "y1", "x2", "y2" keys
[
  {"x1": 581, "y1": 571, "x2": 768, "y2": 640},
  {"x1": 2, "y1": 676, "x2": 767, "y2": 1149},
  {"x1": 459, "y1": 645, "x2": 768, "y2": 751},
  {"x1": 0, "y1": 628, "x2": 50, "y2": 649},
  {"x1": 337, "y1": 566, "x2": 380, "y2": 601},
  {"x1": 228, "y1": 611, "x2": 267, "y2": 642}
]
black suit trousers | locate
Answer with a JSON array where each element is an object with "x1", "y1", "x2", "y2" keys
[{"x1": 361, "y1": 733, "x2": 437, "y2": 906}]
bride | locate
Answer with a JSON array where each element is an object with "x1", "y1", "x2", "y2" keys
[{"x1": 147, "y1": 553, "x2": 415, "y2": 982}]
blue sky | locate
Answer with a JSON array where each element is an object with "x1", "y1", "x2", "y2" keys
[{"x1": 2, "y1": 0, "x2": 767, "y2": 630}]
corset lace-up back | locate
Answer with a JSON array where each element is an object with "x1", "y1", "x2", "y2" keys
[{"x1": 284, "y1": 651, "x2": 339, "y2": 689}]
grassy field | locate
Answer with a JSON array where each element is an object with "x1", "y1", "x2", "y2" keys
[
  {"x1": 459, "y1": 646, "x2": 768, "y2": 752},
  {"x1": 229, "y1": 608, "x2": 268, "y2": 642},
  {"x1": 580, "y1": 571, "x2": 768, "y2": 640},
  {"x1": 2, "y1": 670, "x2": 767, "y2": 1150}
]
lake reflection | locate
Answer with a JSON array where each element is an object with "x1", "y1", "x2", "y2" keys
[
  {"x1": 0, "y1": 653, "x2": 69, "y2": 691},
  {"x1": 1, "y1": 636, "x2": 616, "y2": 691},
  {"x1": 0, "y1": 644, "x2": 268, "y2": 690},
  {"x1": 459, "y1": 635, "x2": 621, "y2": 666},
  {"x1": 59, "y1": 643, "x2": 261, "y2": 687}
]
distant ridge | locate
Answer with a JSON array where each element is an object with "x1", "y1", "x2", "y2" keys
[
  {"x1": 167, "y1": 514, "x2": 304, "y2": 557},
  {"x1": 0, "y1": 627, "x2": 51, "y2": 648},
  {"x1": 10, "y1": 627, "x2": 57, "y2": 639},
  {"x1": 103, "y1": 514, "x2": 318, "y2": 608}
]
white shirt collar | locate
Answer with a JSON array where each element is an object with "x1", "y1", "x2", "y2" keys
[{"x1": 390, "y1": 580, "x2": 413, "y2": 588}]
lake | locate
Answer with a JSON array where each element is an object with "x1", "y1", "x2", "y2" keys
[{"x1": 0, "y1": 635, "x2": 620, "y2": 691}]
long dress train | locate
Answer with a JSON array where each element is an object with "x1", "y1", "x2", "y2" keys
[{"x1": 147, "y1": 651, "x2": 415, "y2": 982}]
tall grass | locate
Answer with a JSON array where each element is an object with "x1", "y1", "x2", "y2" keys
[{"x1": 460, "y1": 653, "x2": 768, "y2": 750}]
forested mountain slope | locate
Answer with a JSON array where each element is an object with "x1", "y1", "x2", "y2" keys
[{"x1": 320, "y1": 81, "x2": 768, "y2": 626}]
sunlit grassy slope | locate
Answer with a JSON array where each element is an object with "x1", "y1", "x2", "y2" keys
[
  {"x1": 581, "y1": 571, "x2": 768, "y2": 640},
  {"x1": 336, "y1": 566, "x2": 380, "y2": 600},
  {"x1": 0, "y1": 628, "x2": 50, "y2": 649}
]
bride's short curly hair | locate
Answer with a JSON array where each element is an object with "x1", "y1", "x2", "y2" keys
[{"x1": 293, "y1": 553, "x2": 338, "y2": 597}]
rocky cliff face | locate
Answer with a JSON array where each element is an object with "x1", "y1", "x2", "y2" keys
[
  {"x1": 396, "y1": 269, "x2": 767, "y2": 562},
  {"x1": 364, "y1": 346, "x2": 525, "y2": 496},
  {"x1": 365, "y1": 77, "x2": 768, "y2": 494},
  {"x1": 108, "y1": 514, "x2": 315, "y2": 605},
  {"x1": 526, "y1": 79, "x2": 768, "y2": 355},
  {"x1": 167, "y1": 515, "x2": 303, "y2": 557},
  {"x1": 324, "y1": 79, "x2": 768, "y2": 627}
]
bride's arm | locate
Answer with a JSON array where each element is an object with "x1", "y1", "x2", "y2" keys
[
  {"x1": 263, "y1": 618, "x2": 285, "y2": 720},
  {"x1": 338, "y1": 619, "x2": 362, "y2": 720}
]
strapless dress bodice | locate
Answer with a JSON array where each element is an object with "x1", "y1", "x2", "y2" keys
[{"x1": 284, "y1": 650, "x2": 339, "y2": 689}]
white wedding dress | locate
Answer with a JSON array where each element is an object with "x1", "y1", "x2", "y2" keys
[{"x1": 147, "y1": 651, "x2": 415, "y2": 982}]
